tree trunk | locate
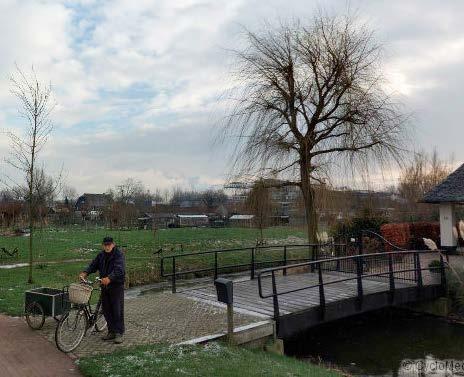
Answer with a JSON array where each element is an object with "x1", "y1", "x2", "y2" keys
[
  {"x1": 28, "y1": 101, "x2": 38, "y2": 284},
  {"x1": 300, "y1": 161, "x2": 318, "y2": 245},
  {"x1": 28, "y1": 173, "x2": 34, "y2": 284}
]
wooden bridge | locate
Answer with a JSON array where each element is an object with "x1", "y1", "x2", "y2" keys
[{"x1": 161, "y1": 241, "x2": 447, "y2": 339}]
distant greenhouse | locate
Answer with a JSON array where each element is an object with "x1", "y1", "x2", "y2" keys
[{"x1": 229, "y1": 214, "x2": 254, "y2": 227}]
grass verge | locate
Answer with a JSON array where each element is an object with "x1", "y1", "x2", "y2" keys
[{"x1": 77, "y1": 343, "x2": 341, "y2": 377}]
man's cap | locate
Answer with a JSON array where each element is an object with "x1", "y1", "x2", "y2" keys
[{"x1": 102, "y1": 236, "x2": 114, "y2": 244}]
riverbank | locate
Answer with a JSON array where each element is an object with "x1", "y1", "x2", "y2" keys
[{"x1": 77, "y1": 342, "x2": 342, "y2": 377}]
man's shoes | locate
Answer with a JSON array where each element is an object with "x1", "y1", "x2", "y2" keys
[
  {"x1": 102, "y1": 332, "x2": 116, "y2": 341},
  {"x1": 113, "y1": 333, "x2": 124, "y2": 344}
]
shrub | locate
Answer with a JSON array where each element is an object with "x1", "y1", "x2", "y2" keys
[
  {"x1": 409, "y1": 222, "x2": 440, "y2": 249},
  {"x1": 330, "y1": 209, "x2": 388, "y2": 241},
  {"x1": 380, "y1": 223, "x2": 410, "y2": 251},
  {"x1": 447, "y1": 267, "x2": 464, "y2": 317},
  {"x1": 380, "y1": 222, "x2": 440, "y2": 250}
]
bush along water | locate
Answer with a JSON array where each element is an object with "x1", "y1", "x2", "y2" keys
[{"x1": 446, "y1": 266, "x2": 464, "y2": 318}]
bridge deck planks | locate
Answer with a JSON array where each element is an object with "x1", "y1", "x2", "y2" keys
[{"x1": 179, "y1": 270, "x2": 418, "y2": 319}]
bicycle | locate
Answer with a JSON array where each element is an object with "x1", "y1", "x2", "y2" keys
[{"x1": 55, "y1": 277, "x2": 107, "y2": 353}]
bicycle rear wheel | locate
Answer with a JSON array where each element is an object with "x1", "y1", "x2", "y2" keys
[{"x1": 55, "y1": 307, "x2": 88, "y2": 353}]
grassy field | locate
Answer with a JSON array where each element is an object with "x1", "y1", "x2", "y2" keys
[
  {"x1": 0, "y1": 259, "x2": 157, "y2": 315},
  {"x1": 77, "y1": 343, "x2": 341, "y2": 377},
  {"x1": 0, "y1": 226, "x2": 309, "y2": 315},
  {"x1": 0, "y1": 226, "x2": 307, "y2": 263}
]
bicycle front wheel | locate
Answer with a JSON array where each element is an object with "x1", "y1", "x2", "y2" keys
[
  {"x1": 55, "y1": 307, "x2": 88, "y2": 353},
  {"x1": 94, "y1": 308, "x2": 107, "y2": 332}
]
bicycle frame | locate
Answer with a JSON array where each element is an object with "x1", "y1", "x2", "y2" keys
[{"x1": 72, "y1": 279, "x2": 104, "y2": 330}]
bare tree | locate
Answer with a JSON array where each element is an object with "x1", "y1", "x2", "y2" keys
[
  {"x1": 5, "y1": 66, "x2": 55, "y2": 283},
  {"x1": 246, "y1": 179, "x2": 274, "y2": 244},
  {"x1": 397, "y1": 149, "x2": 452, "y2": 220},
  {"x1": 224, "y1": 13, "x2": 406, "y2": 242},
  {"x1": 62, "y1": 184, "x2": 78, "y2": 205},
  {"x1": 114, "y1": 178, "x2": 145, "y2": 204},
  {"x1": 106, "y1": 178, "x2": 155, "y2": 228},
  {"x1": 201, "y1": 189, "x2": 228, "y2": 209},
  {"x1": 14, "y1": 167, "x2": 62, "y2": 225}
]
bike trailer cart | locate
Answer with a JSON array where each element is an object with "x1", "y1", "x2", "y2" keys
[{"x1": 24, "y1": 287, "x2": 70, "y2": 330}]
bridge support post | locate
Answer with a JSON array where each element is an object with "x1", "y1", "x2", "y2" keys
[
  {"x1": 283, "y1": 246, "x2": 287, "y2": 276},
  {"x1": 318, "y1": 262, "x2": 325, "y2": 319},
  {"x1": 172, "y1": 257, "x2": 177, "y2": 294},
  {"x1": 388, "y1": 254, "x2": 395, "y2": 303},
  {"x1": 414, "y1": 252, "x2": 423, "y2": 289},
  {"x1": 440, "y1": 254, "x2": 447, "y2": 291},
  {"x1": 356, "y1": 256, "x2": 363, "y2": 310},
  {"x1": 271, "y1": 271, "x2": 280, "y2": 324},
  {"x1": 310, "y1": 245, "x2": 316, "y2": 272},
  {"x1": 214, "y1": 252, "x2": 218, "y2": 281},
  {"x1": 250, "y1": 248, "x2": 255, "y2": 280}
]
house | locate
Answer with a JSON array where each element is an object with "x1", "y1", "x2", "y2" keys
[
  {"x1": 75, "y1": 193, "x2": 112, "y2": 211},
  {"x1": 0, "y1": 198, "x2": 23, "y2": 227},
  {"x1": 422, "y1": 162, "x2": 464, "y2": 252},
  {"x1": 138, "y1": 212, "x2": 177, "y2": 229},
  {"x1": 176, "y1": 214, "x2": 209, "y2": 227}
]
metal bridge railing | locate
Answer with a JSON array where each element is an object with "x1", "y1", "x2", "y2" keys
[
  {"x1": 160, "y1": 243, "x2": 347, "y2": 293},
  {"x1": 257, "y1": 250, "x2": 447, "y2": 321}
]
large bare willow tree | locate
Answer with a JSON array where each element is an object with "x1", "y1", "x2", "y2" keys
[
  {"x1": 225, "y1": 14, "x2": 406, "y2": 242},
  {"x1": 6, "y1": 67, "x2": 55, "y2": 283}
]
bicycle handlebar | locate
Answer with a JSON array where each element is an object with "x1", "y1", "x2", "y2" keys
[{"x1": 79, "y1": 276, "x2": 102, "y2": 286}]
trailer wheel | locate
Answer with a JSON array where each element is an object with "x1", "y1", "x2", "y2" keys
[{"x1": 25, "y1": 302, "x2": 45, "y2": 330}]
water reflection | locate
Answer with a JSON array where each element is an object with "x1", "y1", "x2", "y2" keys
[{"x1": 285, "y1": 309, "x2": 464, "y2": 377}]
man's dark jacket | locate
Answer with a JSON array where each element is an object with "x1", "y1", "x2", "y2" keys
[{"x1": 84, "y1": 247, "x2": 125, "y2": 286}]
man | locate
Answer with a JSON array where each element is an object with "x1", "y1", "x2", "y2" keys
[{"x1": 79, "y1": 237, "x2": 125, "y2": 344}]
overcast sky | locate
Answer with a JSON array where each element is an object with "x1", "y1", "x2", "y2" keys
[{"x1": 0, "y1": 0, "x2": 462, "y2": 195}]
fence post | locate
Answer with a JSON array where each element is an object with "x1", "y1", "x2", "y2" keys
[
  {"x1": 336, "y1": 244, "x2": 341, "y2": 272},
  {"x1": 172, "y1": 256, "x2": 176, "y2": 294},
  {"x1": 356, "y1": 255, "x2": 363, "y2": 304},
  {"x1": 271, "y1": 271, "x2": 280, "y2": 322},
  {"x1": 214, "y1": 252, "x2": 218, "y2": 281},
  {"x1": 250, "y1": 248, "x2": 255, "y2": 280},
  {"x1": 283, "y1": 246, "x2": 287, "y2": 276},
  {"x1": 439, "y1": 253, "x2": 447, "y2": 290},
  {"x1": 318, "y1": 262, "x2": 325, "y2": 314},
  {"x1": 311, "y1": 245, "x2": 316, "y2": 272},
  {"x1": 358, "y1": 232, "x2": 364, "y2": 255},
  {"x1": 415, "y1": 252, "x2": 423, "y2": 289},
  {"x1": 388, "y1": 254, "x2": 395, "y2": 303}
]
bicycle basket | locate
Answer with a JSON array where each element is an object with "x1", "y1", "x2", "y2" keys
[{"x1": 68, "y1": 283, "x2": 93, "y2": 304}]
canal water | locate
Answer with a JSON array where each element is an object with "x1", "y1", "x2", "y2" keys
[{"x1": 285, "y1": 308, "x2": 464, "y2": 376}]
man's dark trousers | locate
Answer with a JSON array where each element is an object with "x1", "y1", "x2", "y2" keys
[{"x1": 101, "y1": 284, "x2": 124, "y2": 335}]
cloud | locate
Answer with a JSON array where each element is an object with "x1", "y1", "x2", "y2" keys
[{"x1": 0, "y1": 0, "x2": 464, "y2": 194}]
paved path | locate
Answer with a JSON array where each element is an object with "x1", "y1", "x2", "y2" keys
[
  {"x1": 39, "y1": 290, "x2": 260, "y2": 358},
  {"x1": 0, "y1": 315, "x2": 81, "y2": 377}
]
